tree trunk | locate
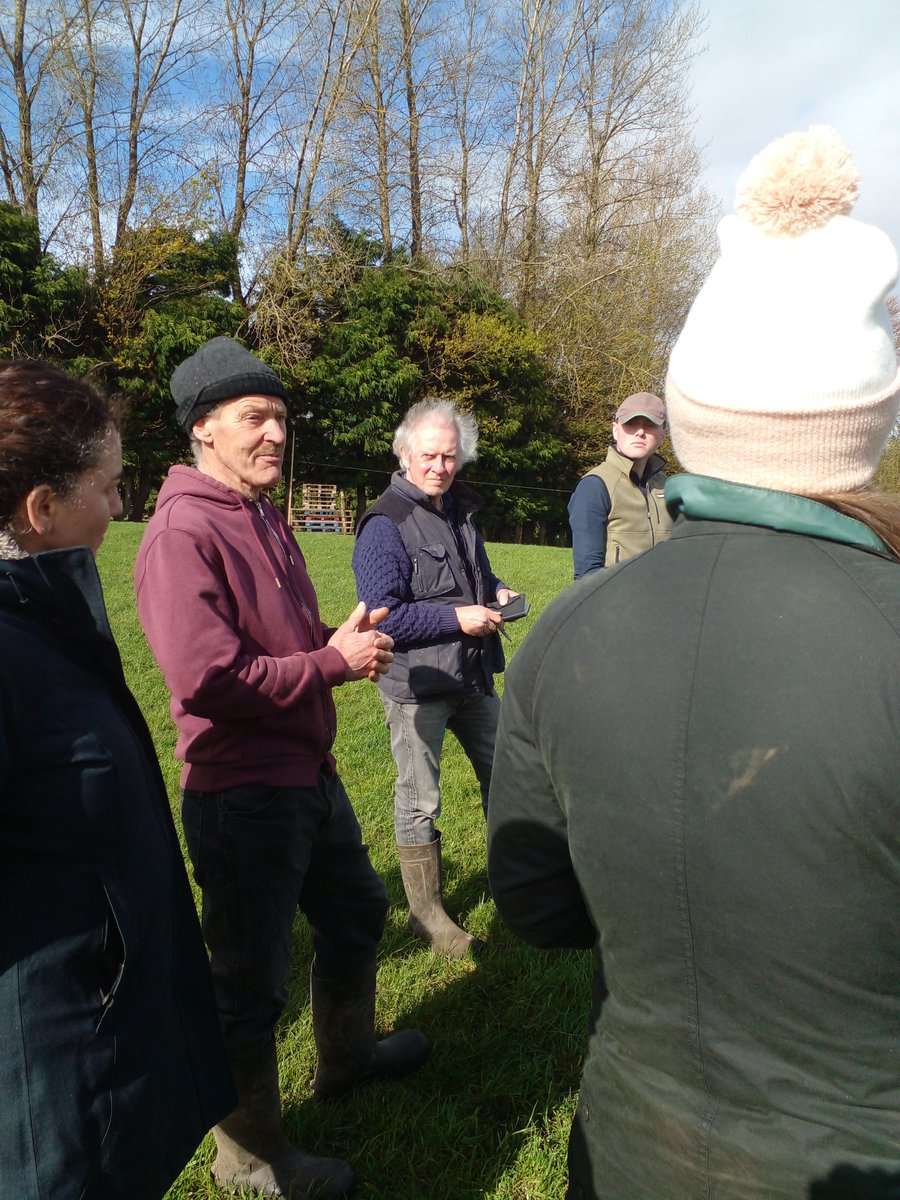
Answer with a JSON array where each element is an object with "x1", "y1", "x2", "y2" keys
[
  {"x1": 355, "y1": 481, "x2": 368, "y2": 527},
  {"x1": 398, "y1": 0, "x2": 421, "y2": 257}
]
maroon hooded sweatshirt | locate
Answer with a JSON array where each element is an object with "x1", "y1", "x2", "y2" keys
[{"x1": 135, "y1": 465, "x2": 347, "y2": 790}]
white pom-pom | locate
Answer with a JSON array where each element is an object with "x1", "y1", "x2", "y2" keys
[{"x1": 735, "y1": 126, "x2": 860, "y2": 236}]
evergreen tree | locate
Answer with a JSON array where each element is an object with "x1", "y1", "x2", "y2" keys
[
  {"x1": 99, "y1": 225, "x2": 245, "y2": 519},
  {"x1": 0, "y1": 203, "x2": 88, "y2": 360},
  {"x1": 260, "y1": 229, "x2": 571, "y2": 540}
]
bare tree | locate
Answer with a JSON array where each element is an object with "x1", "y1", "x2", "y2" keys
[
  {"x1": 46, "y1": 0, "x2": 203, "y2": 273},
  {"x1": 517, "y1": 0, "x2": 586, "y2": 314},
  {"x1": 0, "y1": 0, "x2": 75, "y2": 225},
  {"x1": 352, "y1": 0, "x2": 400, "y2": 248},
  {"x1": 114, "y1": 0, "x2": 202, "y2": 244},
  {"x1": 397, "y1": 0, "x2": 425, "y2": 255},
  {"x1": 53, "y1": 0, "x2": 109, "y2": 274},
  {"x1": 281, "y1": 0, "x2": 375, "y2": 258},
  {"x1": 202, "y1": 0, "x2": 307, "y2": 302},
  {"x1": 538, "y1": 132, "x2": 718, "y2": 433},
  {"x1": 570, "y1": 0, "x2": 701, "y2": 250},
  {"x1": 437, "y1": 0, "x2": 497, "y2": 262},
  {"x1": 482, "y1": 0, "x2": 585, "y2": 303},
  {"x1": 343, "y1": 0, "x2": 445, "y2": 256},
  {"x1": 199, "y1": 0, "x2": 384, "y2": 298}
]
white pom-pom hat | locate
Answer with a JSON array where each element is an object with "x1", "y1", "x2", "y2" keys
[{"x1": 665, "y1": 126, "x2": 900, "y2": 494}]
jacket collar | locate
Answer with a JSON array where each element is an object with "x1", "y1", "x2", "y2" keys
[
  {"x1": 606, "y1": 445, "x2": 665, "y2": 482},
  {"x1": 391, "y1": 470, "x2": 482, "y2": 516},
  {"x1": 666, "y1": 474, "x2": 891, "y2": 556},
  {"x1": 0, "y1": 545, "x2": 115, "y2": 643}
]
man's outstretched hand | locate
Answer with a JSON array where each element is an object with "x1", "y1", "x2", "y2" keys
[{"x1": 328, "y1": 601, "x2": 394, "y2": 681}]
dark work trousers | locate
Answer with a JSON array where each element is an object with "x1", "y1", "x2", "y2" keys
[{"x1": 181, "y1": 766, "x2": 389, "y2": 1060}]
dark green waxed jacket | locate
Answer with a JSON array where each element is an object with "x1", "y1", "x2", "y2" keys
[{"x1": 487, "y1": 475, "x2": 900, "y2": 1200}]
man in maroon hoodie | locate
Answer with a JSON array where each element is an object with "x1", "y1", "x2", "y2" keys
[{"x1": 135, "y1": 338, "x2": 429, "y2": 1199}]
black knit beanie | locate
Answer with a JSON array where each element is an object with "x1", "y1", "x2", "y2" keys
[{"x1": 171, "y1": 336, "x2": 289, "y2": 432}]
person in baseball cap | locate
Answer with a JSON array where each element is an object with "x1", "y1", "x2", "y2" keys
[
  {"x1": 613, "y1": 392, "x2": 667, "y2": 426},
  {"x1": 567, "y1": 390, "x2": 672, "y2": 579}
]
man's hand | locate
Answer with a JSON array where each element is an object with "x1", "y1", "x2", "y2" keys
[
  {"x1": 328, "y1": 601, "x2": 394, "y2": 681},
  {"x1": 494, "y1": 588, "x2": 519, "y2": 607},
  {"x1": 456, "y1": 604, "x2": 504, "y2": 638}
]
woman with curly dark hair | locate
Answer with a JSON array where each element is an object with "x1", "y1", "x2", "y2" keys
[{"x1": 0, "y1": 361, "x2": 234, "y2": 1199}]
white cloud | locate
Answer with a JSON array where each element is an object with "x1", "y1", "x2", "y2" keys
[{"x1": 688, "y1": 0, "x2": 900, "y2": 265}]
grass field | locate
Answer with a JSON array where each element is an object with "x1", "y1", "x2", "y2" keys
[{"x1": 96, "y1": 523, "x2": 589, "y2": 1200}]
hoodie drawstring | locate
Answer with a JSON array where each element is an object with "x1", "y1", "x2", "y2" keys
[{"x1": 246, "y1": 499, "x2": 317, "y2": 643}]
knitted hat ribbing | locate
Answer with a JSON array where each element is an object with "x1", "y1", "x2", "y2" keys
[
  {"x1": 171, "y1": 337, "x2": 288, "y2": 432},
  {"x1": 665, "y1": 127, "x2": 900, "y2": 494}
]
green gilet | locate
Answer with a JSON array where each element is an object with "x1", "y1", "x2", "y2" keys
[{"x1": 586, "y1": 447, "x2": 672, "y2": 564}]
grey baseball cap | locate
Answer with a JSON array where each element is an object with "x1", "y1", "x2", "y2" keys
[{"x1": 614, "y1": 392, "x2": 666, "y2": 425}]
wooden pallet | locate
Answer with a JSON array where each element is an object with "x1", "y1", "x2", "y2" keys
[
  {"x1": 301, "y1": 484, "x2": 337, "y2": 507},
  {"x1": 292, "y1": 483, "x2": 353, "y2": 534}
]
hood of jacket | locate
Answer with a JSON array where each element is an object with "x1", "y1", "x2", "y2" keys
[
  {"x1": 154, "y1": 465, "x2": 292, "y2": 591},
  {"x1": 156, "y1": 463, "x2": 246, "y2": 512}
]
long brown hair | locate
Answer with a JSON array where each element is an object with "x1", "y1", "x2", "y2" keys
[{"x1": 808, "y1": 490, "x2": 900, "y2": 560}]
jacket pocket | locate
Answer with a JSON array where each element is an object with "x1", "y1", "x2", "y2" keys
[
  {"x1": 411, "y1": 544, "x2": 458, "y2": 599},
  {"x1": 406, "y1": 639, "x2": 468, "y2": 696}
]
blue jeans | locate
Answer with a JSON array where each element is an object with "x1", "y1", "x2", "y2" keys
[
  {"x1": 181, "y1": 768, "x2": 388, "y2": 1059},
  {"x1": 383, "y1": 691, "x2": 501, "y2": 845}
]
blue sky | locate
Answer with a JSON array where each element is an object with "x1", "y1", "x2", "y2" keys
[{"x1": 688, "y1": 0, "x2": 900, "y2": 262}]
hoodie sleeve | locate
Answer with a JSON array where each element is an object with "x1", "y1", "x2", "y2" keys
[{"x1": 135, "y1": 527, "x2": 346, "y2": 720}]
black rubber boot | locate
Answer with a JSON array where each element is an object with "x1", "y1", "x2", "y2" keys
[
  {"x1": 310, "y1": 958, "x2": 431, "y2": 1100},
  {"x1": 397, "y1": 835, "x2": 476, "y2": 958},
  {"x1": 213, "y1": 1040, "x2": 356, "y2": 1197}
]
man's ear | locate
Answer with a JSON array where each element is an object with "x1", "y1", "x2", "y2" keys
[{"x1": 193, "y1": 415, "x2": 214, "y2": 445}]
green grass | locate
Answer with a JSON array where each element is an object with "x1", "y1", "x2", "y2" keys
[{"x1": 96, "y1": 524, "x2": 587, "y2": 1200}]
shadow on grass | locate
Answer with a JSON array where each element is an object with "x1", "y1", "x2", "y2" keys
[{"x1": 266, "y1": 849, "x2": 589, "y2": 1200}]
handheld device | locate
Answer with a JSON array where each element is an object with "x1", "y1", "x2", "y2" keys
[{"x1": 487, "y1": 593, "x2": 530, "y2": 621}]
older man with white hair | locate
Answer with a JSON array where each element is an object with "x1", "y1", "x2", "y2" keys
[{"x1": 353, "y1": 397, "x2": 518, "y2": 958}]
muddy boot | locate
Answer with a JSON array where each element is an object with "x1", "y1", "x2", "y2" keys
[
  {"x1": 311, "y1": 958, "x2": 431, "y2": 1100},
  {"x1": 396, "y1": 835, "x2": 476, "y2": 958},
  {"x1": 213, "y1": 1040, "x2": 356, "y2": 1197}
]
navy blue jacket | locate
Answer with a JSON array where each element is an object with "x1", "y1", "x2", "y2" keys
[{"x1": 0, "y1": 548, "x2": 234, "y2": 1199}]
